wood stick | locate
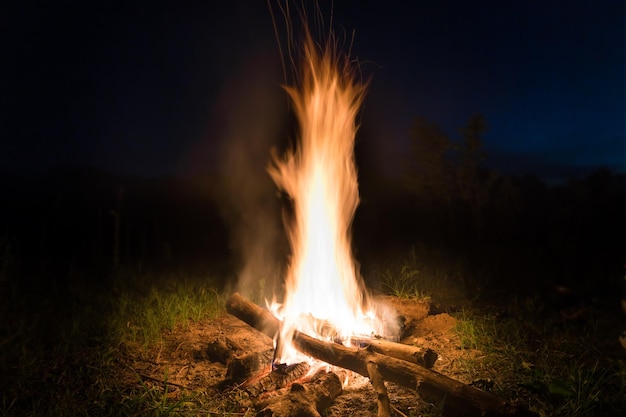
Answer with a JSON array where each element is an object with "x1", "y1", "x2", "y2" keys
[
  {"x1": 366, "y1": 361, "x2": 391, "y2": 417},
  {"x1": 352, "y1": 336, "x2": 438, "y2": 368},
  {"x1": 137, "y1": 373, "x2": 188, "y2": 389},
  {"x1": 226, "y1": 292, "x2": 537, "y2": 417},
  {"x1": 225, "y1": 292, "x2": 280, "y2": 336}
]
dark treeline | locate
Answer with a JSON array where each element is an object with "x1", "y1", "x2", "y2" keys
[
  {"x1": 1, "y1": 116, "x2": 624, "y2": 303},
  {"x1": 355, "y1": 115, "x2": 625, "y2": 302},
  {"x1": 0, "y1": 168, "x2": 230, "y2": 287}
]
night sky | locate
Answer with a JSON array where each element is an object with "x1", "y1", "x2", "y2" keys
[{"x1": 2, "y1": 0, "x2": 624, "y2": 183}]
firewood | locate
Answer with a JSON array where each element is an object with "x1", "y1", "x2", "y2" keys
[
  {"x1": 226, "y1": 292, "x2": 538, "y2": 417},
  {"x1": 244, "y1": 362, "x2": 311, "y2": 397},
  {"x1": 225, "y1": 292, "x2": 438, "y2": 368},
  {"x1": 225, "y1": 292, "x2": 280, "y2": 336},
  {"x1": 352, "y1": 336, "x2": 438, "y2": 368},
  {"x1": 221, "y1": 350, "x2": 274, "y2": 388},
  {"x1": 366, "y1": 361, "x2": 391, "y2": 417},
  {"x1": 254, "y1": 370, "x2": 342, "y2": 417}
]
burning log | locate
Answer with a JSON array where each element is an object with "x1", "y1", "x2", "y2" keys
[
  {"x1": 225, "y1": 292, "x2": 438, "y2": 369},
  {"x1": 226, "y1": 293, "x2": 537, "y2": 417}
]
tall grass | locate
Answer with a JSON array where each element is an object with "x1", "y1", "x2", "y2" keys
[
  {"x1": 110, "y1": 272, "x2": 225, "y2": 347},
  {"x1": 379, "y1": 247, "x2": 427, "y2": 298},
  {"x1": 376, "y1": 245, "x2": 467, "y2": 305}
]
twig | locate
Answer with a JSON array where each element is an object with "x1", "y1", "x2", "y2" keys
[
  {"x1": 176, "y1": 364, "x2": 190, "y2": 379},
  {"x1": 390, "y1": 403, "x2": 409, "y2": 417},
  {"x1": 160, "y1": 409, "x2": 253, "y2": 416},
  {"x1": 124, "y1": 363, "x2": 190, "y2": 390},
  {"x1": 125, "y1": 364, "x2": 187, "y2": 389},
  {"x1": 174, "y1": 340, "x2": 186, "y2": 354},
  {"x1": 138, "y1": 373, "x2": 188, "y2": 389}
]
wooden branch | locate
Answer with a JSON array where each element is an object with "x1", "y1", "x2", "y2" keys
[
  {"x1": 226, "y1": 292, "x2": 538, "y2": 417},
  {"x1": 225, "y1": 292, "x2": 280, "y2": 336},
  {"x1": 225, "y1": 292, "x2": 438, "y2": 368},
  {"x1": 353, "y1": 336, "x2": 438, "y2": 368},
  {"x1": 366, "y1": 361, "x2": 391, "y2": 417}
]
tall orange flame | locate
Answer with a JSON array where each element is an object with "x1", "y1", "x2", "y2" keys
[{"x1": 268, "y1": 33, "x2": 394, "y2": 365}]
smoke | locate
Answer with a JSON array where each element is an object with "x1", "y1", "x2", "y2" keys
[{"x1": 212, "y1": 52, "x2": 289, "y2": 301}]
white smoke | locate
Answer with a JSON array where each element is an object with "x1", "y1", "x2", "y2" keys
[{"x1": 212, "y1": 52, "x2": 288, "y2": 301}]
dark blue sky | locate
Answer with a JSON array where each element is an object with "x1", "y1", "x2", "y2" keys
[{"x1": 2, "y1": 0, "x2": 623, "y2": 183}]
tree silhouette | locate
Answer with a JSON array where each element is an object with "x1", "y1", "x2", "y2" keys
[
  {"x1": 404, "y1": 117, "x2": 454, "y2": 215},
  {"x1": 404, "y1": 114, "x2": 499, "y2": 241},
  {"x1": 454, "y1": 114, "x2": 497, "y2": 239}
]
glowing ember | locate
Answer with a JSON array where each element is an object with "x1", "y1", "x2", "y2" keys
[{"x1": 268, "y1": 32, "x2": 397, "y2": 366}]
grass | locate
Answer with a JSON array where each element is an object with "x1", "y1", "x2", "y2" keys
[
  {"x1": 0, "y1": 267, "x2": 226, "y2": 416},
  {"x1": 451, "y1": 298, "x2": 626, "y2": 416},
  {"x1": 110, "y1": 271, "x2": 225, "y2": 347},
  {"x1": 378, "y1": 249, "x2": 626, "y2": 416},
  {"x1": 2, "y1": 250, "x2": 625, "y2": 416},
  {"x1": 378, "y1": 247, "x2": 441, "y2": 301}
]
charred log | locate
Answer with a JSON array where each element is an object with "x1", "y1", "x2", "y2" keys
[
  {"x1": 206, "y1": 337, "x2": 236, "y2": 364},
  {"x1": 244, "y1": 362, "x2": 311, "y2": 397},
  {"x1": 221, "y1": 350, "x2": 274, "y2": 388},
  {"x1": 255, "y1": 370, "x2": 343, "y2": 417}
]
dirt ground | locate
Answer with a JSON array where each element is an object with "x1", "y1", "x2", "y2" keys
[{"x1": 116, "y1": 295, "x2": 490, "y2": 416}]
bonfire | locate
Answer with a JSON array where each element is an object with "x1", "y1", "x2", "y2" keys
[
  {"x1": 266, "y1": 31, "x2": 398, "y2": 368},
  {"x1": 224, "y1": 22, "x2": 536, "y2": 417}
]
